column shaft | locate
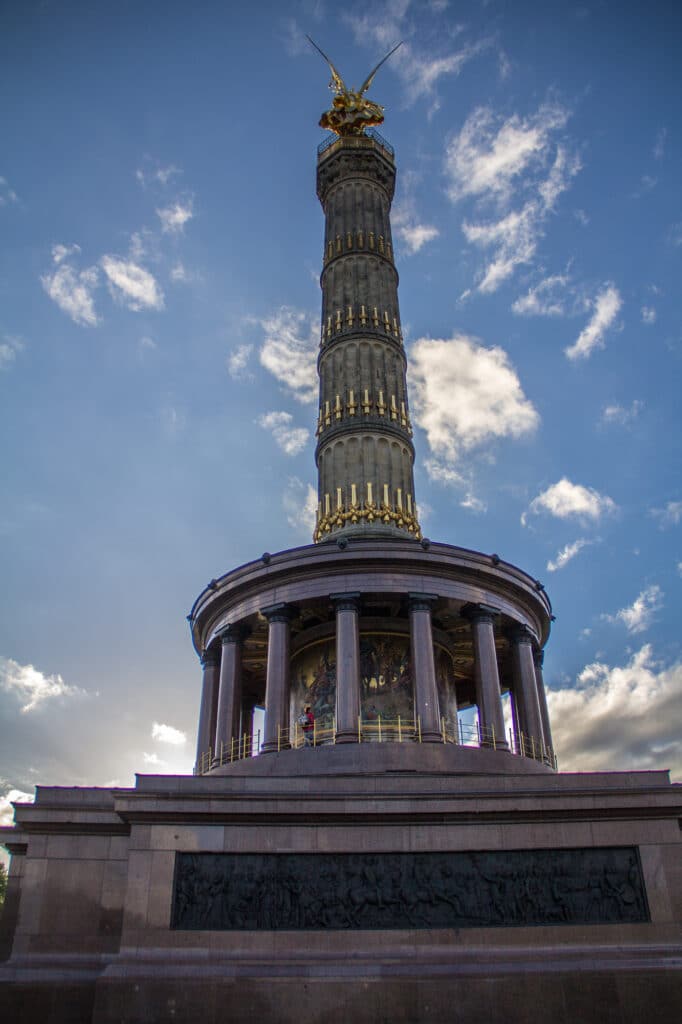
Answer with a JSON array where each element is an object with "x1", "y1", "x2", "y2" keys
[
  {"x1": 534, "y1": 649, "x2": 554, "y2": 753},
  {"x1": 261, "y1": 605, "x2": 294, "y2": 754},
  {"x1": 463, "y1": 605, "x2": 509, "y2": 750},
  {"x1": 408, "y1": 594, "x2": 442, "y2": 742},
  {"x1": 511, "y1": 627, "x2": 545, "y2": 752},
  {"x1": 195, "y1": 649, "x2": 220, "y2": 770},
  {"x1": 332, "y1": 593, "x2": 361, "y2": 743},
  {"x1": 215, "y1": 626, "x2": 248, "y2": 756}
]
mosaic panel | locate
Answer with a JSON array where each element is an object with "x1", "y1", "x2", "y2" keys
[
  {"x1": 359, "y1": 633, "x2": 413, "y2": 721},
  {"x1": 290, "y1": 640, "x2": 336, "y2": 732}
]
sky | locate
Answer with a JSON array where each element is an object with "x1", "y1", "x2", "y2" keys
[{"x1": 1, "y1": 0, "x2": 681, "y2": 843}]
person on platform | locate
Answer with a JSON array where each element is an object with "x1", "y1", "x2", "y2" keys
[{"x1": 301, "y1": 704, "x2": 315, "y2": 746}]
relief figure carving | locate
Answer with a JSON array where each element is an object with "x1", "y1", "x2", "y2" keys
[{"x1": 172, "y1": 848, "x2": 648, "y2": 931}]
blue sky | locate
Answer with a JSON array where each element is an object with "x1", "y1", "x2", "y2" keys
[{"x1": 1, "y1": 0, "x2": 681, "y2": 835}]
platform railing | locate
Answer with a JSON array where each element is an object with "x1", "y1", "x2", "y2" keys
[
  {"x1": 195, "y1": 715, "x2": 556, "y2": 774},
  {"x1": 317, "y1": 127, "x2": 395, "y2": 158}
]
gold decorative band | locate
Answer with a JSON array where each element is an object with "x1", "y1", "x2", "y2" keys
[
  {"x1": 316, "y1": 391, "x2": 412, "y2": 435},
  {"x1": 321, "y1": 305, "x2": 403, "y2": 344},
  {"x1": 314, "y1": 500, "x2": 421, "y2": 543}
]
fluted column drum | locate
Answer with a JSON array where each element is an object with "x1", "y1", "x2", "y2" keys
[{"x1": 314, "y1": 135, "x2": 420, "y2": 541}]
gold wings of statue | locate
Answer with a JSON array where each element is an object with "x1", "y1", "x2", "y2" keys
[{"x1": 306, "y1": 36, "x2": 403, "y2": 137}]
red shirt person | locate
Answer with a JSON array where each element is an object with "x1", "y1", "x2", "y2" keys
[{"x1": 301, "y1": 704, "x2": 315, "y2": 746}]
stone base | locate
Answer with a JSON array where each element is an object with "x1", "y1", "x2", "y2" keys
[
  {"x1": 1, "y1": 946, "x2": 681, "y2": 1024},
  {"x1": 208, "y1": 740, "x2": 554, "y2": 775},
  {"x1": 1, "y1": 761, "x2": 680, "y2": 1023}
]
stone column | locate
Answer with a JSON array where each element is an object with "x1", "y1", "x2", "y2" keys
[
  {"x1": 0, "y1": 842, "x2": 26, "y2": 960},
  {"x1": 510, "y1": 625, "x2": 545, "y2": 753},
  {"x1": 533, "y1": 648, "x2": 554, "y2": 754},
  {"x1": 240, "y1": 697, "x2": 258, "y2": 755},
  {"x1": 408, "y1": 593, "x2": 442, "y2": 742},
  {"x1": 261, "y1": 604, "x2": 295, "y2": 754},
  {"x1": 462, "y1": 604, "x2": 508, "y2": 750},
  {"x1": 195, "y1": 647, "x2": 221, "y2": 771},
  {"x1": 215, "y1": 625, "x2": 250, "y2": 758},
  {"x1": 331, "y1": 592, "x2": 361, "y2": 744}
]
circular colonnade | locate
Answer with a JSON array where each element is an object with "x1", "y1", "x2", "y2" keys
[{"x1": 189, "y1": 538, "x2": 555, "y2": 775}]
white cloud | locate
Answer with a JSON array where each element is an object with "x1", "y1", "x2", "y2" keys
[
  {"x1": 538, "y1": 145, "x2": 582, "y2": 209},
  {"x1": 523, "y1": 478, "x2": 616, "y2": 526},
  {"x1": 653, "y1": 127, "x2": 667, "y2": 161},
  {"x1": 0, "y1": 334, "x2": 24, "y2": 370},
  {"x1": 547, "y1": 537, "x2": 590, "y2": 572},
  {"x1": 400, "y1": 223, "x2": 439, "y2": 253},
  {"x1": 512, "y1": 273, "x2": 570, "y2": 316},
  {"x1": 227, "y1": 343, "x2": 254, "y2": 380},
  {"x1": 136, "y1": 163, "x2": 181, "y2": 187},
  {"x1": 283, "y1": 18, "x2": 309, "y2": 58},
  {"x1": 344, "y1": 2, "x2": 486, "y2": 110},
  {"x1": 446, "y1": 104, "x2": 580, "y2": 293},
  {"x1": 410, "y1": 334, "x2": 538, "y2": 480},
  {"x1": 641, "y1": 305, "x2": 656, "y2": 325},
  {"x1": 169, "y1": 262, "x2": 199, "y2": 286},
  {"x1": 170, "y1": 263, "x2": 188, "y2": 282},
  {"x1": 460, "y1": 493, "x2": 487, "y2": 514},
  {"x1": 258, "y1": 307, "x2": 318, "y2": 404},
  {"x1": 139, "y1": 335, "x2": 157, "y2": 352},
  {"x1": 0, "y1": 175, "x2": 18, "y2": 205},
  {"x1": 101, "y1": 255, "x2": 164, "y2": 312},
  {"x1": 391, "y1": 175, "x2": 440, "y2": 254},
  {"x1": 156, "y1": 165, "x2": 180, "y2": 185},
  {"x1": 344, "y1": 0, "x2": 411, "y2": 51},
  {"x1": 548, "y1": 645, "x2": 682, "y2": 778},
  {"x1": 397, "y1": 43, "x2": 487, "y2": 109},
  {"x1": 423, "y1": 460, "x2": 464, "y2": 487},
  {"x1": 604, "y1": 584, "x2": 663, "y2": 634},
  {"x1": 650, "y1": 501, "x2": 682, "y2": 529},
  {"x1": 600, "y1": 399, "x2": 643, "y2": 426},
  {"x1": 157, "y1": 199, "x2": 193, "y2": 234},
  {"x1": 446, "y1": 104, "x2": 569, "y2": 204},
  {"x1": 41, "y1": 245, "x2": 100, "y2": 326},
  {"x1": 462, "y1": 205, "x2": 539, "y2": 292},
  {"x1": 142, "y1": 752, "x2": 166, "y2": 766},
  {"x1": 51, "y1": 243, "x2": 80, "y2": 264},
  {"x1": 283, "y1": 477, "x2": 317, "y2": 536},
  {"x1": 466, "y1": 153, "x2": 581, "y2": 293},
  {"x1": 151, "y1": 721, "x2": 186, "y2": 746},
  {"x1": 0, "y1": 788, "x2": 33, "y2": 827},
  {"x1": 128, "y1": 231, "x2": 149, "y2": 261},
  {"x1": 565, "y1": 284, "x2": 622, "y2": 360},
  {"x1": 0, "y1": 656, "x2": 86, "y2": 713},
  {"x1": 257, "y1": 410, "x2": 310, "y2": 456},
  {"x1": 574, "y1": 208, "x2": 589, "y2": 226},
  {"x1": 497, "y1": 49, "x2": 512, "y2": 80}
]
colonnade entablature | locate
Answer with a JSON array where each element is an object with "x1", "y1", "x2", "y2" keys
[{"x1": 190, "y1": 539, "x2": 554, "y2": 776}]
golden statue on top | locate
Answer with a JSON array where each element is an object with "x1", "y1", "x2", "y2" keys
[{"x1": 307, "y1": 36, "x2": 402, "y2": 136}]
